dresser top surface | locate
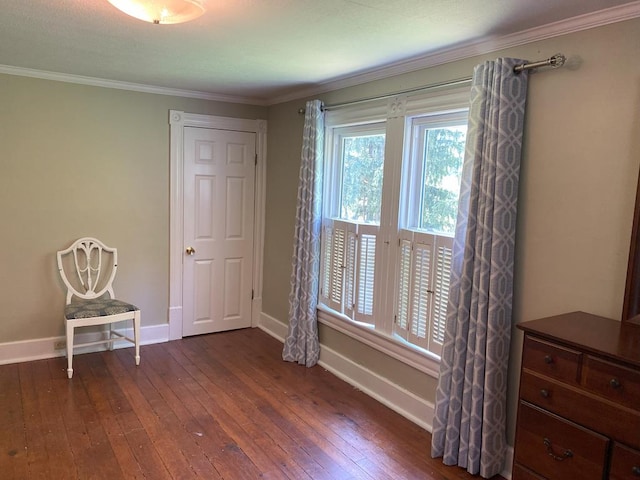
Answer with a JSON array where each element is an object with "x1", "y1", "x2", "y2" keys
[{"x1": 517, "y1": 311, "x2": 640, "y2": 367}]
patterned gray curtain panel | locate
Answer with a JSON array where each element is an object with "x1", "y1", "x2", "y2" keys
[
  {"x1": 282, "y1": 99, "x2": 324, "y2": 367},
  {"x1": 431, "y1": 58, "x2": 529, "y2": 478}
]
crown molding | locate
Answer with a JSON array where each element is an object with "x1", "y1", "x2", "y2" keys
[
  {"x1": 268, "y1": 1, "x2": 640, "y2": 105},
  {"x1": 1, "y1": 1, "x2": 638, "y2": 107},
  {"x1": 0, "y1": 64, "x2": 268, "y2": 106}
]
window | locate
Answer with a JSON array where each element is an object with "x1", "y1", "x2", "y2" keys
[
  {"x1": 318, "y1": 88, "x2": 469, "y2": 372},
  {"x1": 320, "y1": 123, "x2": 385, "y2": 324},
  {"x1": 395, "y1": 112, "x2": 467, "y2": 356}
]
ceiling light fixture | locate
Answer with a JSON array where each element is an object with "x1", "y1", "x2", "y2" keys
[{"x1": 108, "y1": 0, "x2": 205, "y2": 25}]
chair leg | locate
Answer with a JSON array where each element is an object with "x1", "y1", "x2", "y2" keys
[
  {"x1": 134, "y1": 310, "x2": 141, "y2": 366},
  {"x1": 108, "y1": 323, "x2": 114, "y2": 351},
  {"x1": 66, "y1": 323, "x2": 74, "y2": 379}
]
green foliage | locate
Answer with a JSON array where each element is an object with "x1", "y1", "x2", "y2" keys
[
  {"x1": 421, "y1": 127, "x2": 466, "y2": 234},
  {"x1": 340, "y1": 134, "x2": 385, "y2": 224},
  {"x1": 337, "y1": 126, "x2": 466, "y2": 231}
]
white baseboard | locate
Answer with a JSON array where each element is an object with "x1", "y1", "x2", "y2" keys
[
  {"x1": 258, "y1": 312, "x2": 434, "y2": 432},
  {"x1": 0, "y1": 323, "x2": 170, "y2": 366},
  {"x1": 257, "y1": 311, "x2": 289, "y2": 341},
  {"x1": 318, "y1": 340, "x2": 434, "y2": 431}
]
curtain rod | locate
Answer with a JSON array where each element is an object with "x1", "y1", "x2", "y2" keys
[{"x1": 297, "y1": 53, "x2": 566, "y2": 114}]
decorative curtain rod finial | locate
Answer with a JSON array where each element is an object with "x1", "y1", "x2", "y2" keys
[
  {"x1": 549, "y1": 54, "x2": 567, "y2": 68},
  {"x1": 514, "y1": 53, "x2": 567, "y2": 73}
]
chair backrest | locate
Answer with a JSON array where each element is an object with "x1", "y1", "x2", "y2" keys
[{"x1": 57, "y1": 237, "x2": 118, "y2": 304}]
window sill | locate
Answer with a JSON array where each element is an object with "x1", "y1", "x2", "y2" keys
[{"x1": 317, "y1": 306, "x2": 441, "y2": 378}]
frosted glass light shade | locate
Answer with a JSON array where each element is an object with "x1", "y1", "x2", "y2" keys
[{"x1": 108, "y1": 0, "x2": 205, "y2": 24}]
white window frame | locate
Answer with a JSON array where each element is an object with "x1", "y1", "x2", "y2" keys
[
  {"x1": 318, "y1": 86, "x2": 470, "y2": 377},
  {"x1": 324, "y1": 122, "x2": 386, "y2": 224},
  {"x1": 400, "y1": 110, "x2": 469, "y2": 232}
]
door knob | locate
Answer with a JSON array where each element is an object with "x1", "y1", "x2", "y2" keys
[{"x1": 185, "y1": 246, "x2": 196, "y2": 255}]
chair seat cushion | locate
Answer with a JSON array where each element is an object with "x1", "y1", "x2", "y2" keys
[{"x1": 65, "y1": 298, "x2": 139, "y2": 319}]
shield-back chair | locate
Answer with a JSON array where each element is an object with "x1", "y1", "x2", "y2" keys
[{"x1": 57, "y1": 237, "x2": 140, "y2": 379}]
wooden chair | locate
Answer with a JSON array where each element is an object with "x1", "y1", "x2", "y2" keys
[{"x1": 57, "y1": 237, "x2": 140, "y2": 378}]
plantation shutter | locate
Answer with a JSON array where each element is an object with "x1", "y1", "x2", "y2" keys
[
  {"x1": 343, "y1": 226, "x2": 358, "y2": 319},
  {"x1": 319, "y1": 223, "x2": 333, "y2": 307},
  {"x1": 354, "y1": 224, "x2": 377, "y2": 324},
  {"x1": 429, "y1": 236, "x2": 453, "y2": 356},
  {"x1": 319, "y1": 220, "x2": 345, "y2": 313},
  {"x1": 394, "y1": 230, "x2": 453, "y2": 354},
  {"x1": 319, "y1": 219, "x2": 358, "y2": 316},
  {"x1": 330, "y1": 224, "x2": 346, "y2": 311},
  {"x1": 395, "y1": 231, "x2": 413, "y2": 337},
  {"x1": 408, "y1": 232, "x2": 434, "y2": 349}
]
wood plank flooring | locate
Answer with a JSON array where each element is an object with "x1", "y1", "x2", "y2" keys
[{"x1": 0, "y1": 328, "x2": 505, "y2": 479}]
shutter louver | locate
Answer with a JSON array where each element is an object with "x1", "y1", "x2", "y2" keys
[
  {"x1": 357, "y1": 233, "x2": 376, "y2": 317},
  {"x1": 344, "y1": 228, "x2": 358, "y2": 317},
  {"x1": 320, "y1": 225, "x2": 332, "y2": 302},
  {"x1": 329, "y1": 226, "x2": 345, "y2": 307},
  {"x1": 410, "y1": 241, "x2": 432, "y2": 340},
  {"x1": 431, "y1": 240, "x2": 453, "y2": 350},
  {"x1": 396, "y1": 238, "x2": 412, "y2": 333}
]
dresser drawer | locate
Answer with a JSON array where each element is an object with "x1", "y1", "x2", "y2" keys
[
  {"x1": 522, "y1": 336, "x2": 581, "y2": 385},
  {"x1": 514, "y1": 402, "x2": 608, "y2": 480},
  {"x1": 610, "y1": 443, "x2": 640, "y2": 480},
  {"x1": 584, "y1": 356, "x2": 640, "y2": 410},
  {"x1": 520, "y1": 371, "x2": 640, "y2": 449},
  {"x1": 512, "y1": 463, "x2": 545, "y2": 480}
]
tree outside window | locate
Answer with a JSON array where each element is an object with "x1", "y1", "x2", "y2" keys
[
  {"x1": 421, "y1": 126, "x2": 466, "y2": 234},
  {"x1": 340, "y1": 134, "x2": 385, "y2": 225}
]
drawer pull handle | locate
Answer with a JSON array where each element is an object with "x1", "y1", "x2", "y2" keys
[
  {"x1": 543, "y1": 438, "x2": 573, "y2": 461},
  {"x1": 632, "y1": 466, "x2": 640, "y2": 476},
  {"x1": 544, "y1": 355, "x2": 554, "y2": 364},
  {"x1": 540, "y1": 389, "x2": 550, "y2": 398},
  {"x1": 610, "y1": 378, "x2": 621, "y2": 389}
]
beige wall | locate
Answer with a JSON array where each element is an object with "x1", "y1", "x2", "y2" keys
[
  {"x1": 0, "y1": 74, "x2": 266, "y2": 342},
  {"x1": 263, "y1": 17, "x2": 640, "y2": 442}
]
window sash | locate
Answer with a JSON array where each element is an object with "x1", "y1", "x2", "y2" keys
[
  {"x1": 323, "y1": 123, "x2": 386, "y2": 224},
  {"x1": 400, "y1": 110, "x2": 468, "y2": 233}
]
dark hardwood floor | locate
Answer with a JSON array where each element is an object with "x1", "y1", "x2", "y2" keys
[{"x1": 0, "y1": 328, "x2": 505, "y2": 479}]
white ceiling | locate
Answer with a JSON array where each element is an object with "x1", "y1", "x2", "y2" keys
[{"x1": 1, "y1": 0, "x2": 639, "y2": 105}]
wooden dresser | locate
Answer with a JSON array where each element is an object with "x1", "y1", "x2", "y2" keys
[{"x1": 513, "y1": 311, "x2": 640, "y2": 479}]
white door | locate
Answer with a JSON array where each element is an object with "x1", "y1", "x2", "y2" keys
[{"x1": 182, "y1": 126, "x2": 256, "y2": 336}]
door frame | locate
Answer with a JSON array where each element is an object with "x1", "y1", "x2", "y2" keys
[{"x1": 168, "y1": 110, "x2": 267, "y2": 340}]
